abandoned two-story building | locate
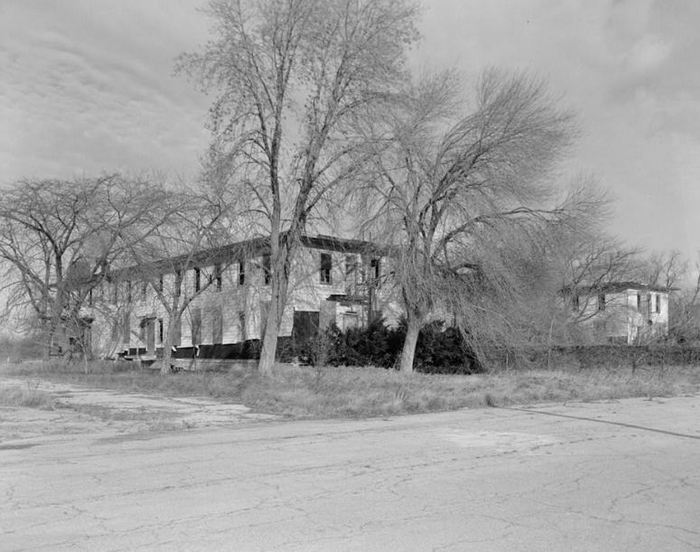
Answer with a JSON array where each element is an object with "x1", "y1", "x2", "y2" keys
[
  {"x1": 567, "y1": 281, "x2": 672, "y2": 344},
  {"x1": 81, "y1": 235, "x2": 399, "y2": 365},
  {"x1": 79, "y1": 236, "x2": 675, "y2": 365}
]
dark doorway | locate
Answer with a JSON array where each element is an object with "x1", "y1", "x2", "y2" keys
[{"x1": 292, "y1": 311, "x2": 320, "y2": 344}]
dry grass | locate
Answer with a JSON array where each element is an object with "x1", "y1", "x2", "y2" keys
[
  {"x1": 2, "y1": 360, "x2": 699, "y2": 419},
  {"x1": 0, "y1": 381, "x2": 55, "y2": 409}
]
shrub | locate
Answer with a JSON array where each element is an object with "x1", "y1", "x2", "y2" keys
[
  {"x1": 298, "y1": 318, "x2": 481, "y2": 373},
  {"x1": 414, "y1": 321, "x2": 481, "y2": 374},
  {"x1": 0, "y1": 382, "x2": 55, "y2": 409},
  {"x1": 0, "y1": 334, "x2": 45, "y2": 362}
]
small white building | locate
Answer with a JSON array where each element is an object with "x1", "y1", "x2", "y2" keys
[{"x1": 568, "y1": 281, "x2": 672, "y2": 344}]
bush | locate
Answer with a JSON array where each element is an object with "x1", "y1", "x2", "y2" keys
[
  {"x1": 0, "y1": 334, "x2": 45, "y2": 362},
  {"x1": 0, "y1": 382, "x2": 55, "y2": 409},
  {"x1": 414, "y1": 321, "x2": 480, "y2": 373},
  {"x1": 297, "y1": 318, "x2": 481, "y2": 373}
]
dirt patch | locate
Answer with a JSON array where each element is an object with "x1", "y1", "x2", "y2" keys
[{"x1": 0, "y1": 376, "x2": 278, "y2": 445}]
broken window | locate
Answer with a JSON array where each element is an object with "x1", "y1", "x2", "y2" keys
[
  {"x1": 214, "y1": 263, "x2": 222, "y2": 291},
  {"x1": 194, "y1": 267, "x2": 201, "y2": 293},
  {"x1": 320, "y1": 253, "x2": 332, "y2": 284},
  {"x1": 345, "y1": 255, "x2": 357, "y2": 283},
  {"x1": 238, "y1": 261, "x2": 246, "y2": 286},
  {"x1": 175, "y1": 270, "x2": 182, "y2": 297},
  {"x1": 262, "y1": 254, "x2": 271, "y2": 285},
  {"x1": 370, "y1": 258, "x2": 381, "y2": 280}
]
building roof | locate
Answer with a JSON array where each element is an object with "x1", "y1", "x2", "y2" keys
[
  {"x1": 109, "y1": 233, "x2": 386, "y2": 280},
  {"x1": 566, "y1": 281, "x2": 676, "y2": 294}
]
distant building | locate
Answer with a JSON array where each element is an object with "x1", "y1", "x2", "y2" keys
[
  {"x1": 567, "y1": 282, "x2": 672, "y2": 344},
  {"x1": 80, "y1": 235, "x2": 399, "y2": 367}
]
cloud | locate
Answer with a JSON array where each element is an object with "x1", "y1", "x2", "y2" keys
[
  {"x1": 413, "y1": 0, "x2": 700, "y2": 258},
  {"x1": 624, "y1": 34, "x2": 672, "y2": 73},
  {"x1": 1, "y1": 0, "x2": 699, "y2": 259},
  {"x1": 0, "y1": 0, "x2": 210, "y2": 183}
]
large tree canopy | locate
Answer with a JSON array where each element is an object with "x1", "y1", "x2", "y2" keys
[
  {"x1": 0, "y1": 175, "x2": 173, "y2": 357},
  {"x1": 351, "y1": 70, "x2": 602, "y2": 370},
  {"x1": 178, "y1": 0, "x2": 420, "y2": 374}
]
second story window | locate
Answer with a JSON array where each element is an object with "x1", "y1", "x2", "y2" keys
[
  {"x1": 572, "y1": 294, "x2": 579, "y2": 311},
  {"x1": 238, "y1": 260, "x2": 246, "y2": 286},
  {"x1": 194, "y1": 267, "x2": 201, "y2": 293},
  {"x1": 598, "y1": 293, "x2": 605, "y2": 311},
  {"x1": 157, "y1": 274, "x2": 163, "y2": 293},
  {"x1": 214, "y1": 264, "x2": 222, "y2": 292},
  {"x1": 636, "y1": 293, "x2": 641, "y2": 311},
  {"x1": 175, "y1": 270, "x2": 182, "y2": 297},
  {"x1": 345, "y1": 255, "x2": 357, "y2": 284},
  {"x1": 370, "y1": 258, "x2": 381, "y2": 281},
  {"x1": 320, "y1": 253, "x2": 332, "y2": 284},
  {"x1": 126, "y1": 280, "x2": 132, "y2": 303},
  {"x1": 262, "y1": 254, "x2": 271, "y2": 285},
  {"x1": 655, "y1": 294, "x2": 661, "y2": 313},
  {"x1": 141, "y1": 281, "x2": 147, "y2": 301}
]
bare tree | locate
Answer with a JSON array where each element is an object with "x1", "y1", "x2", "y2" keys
[
  {"x1": 177, "y1": 0, "x2": 419, "y2": 374},
  {"x1": 636, "y1": 250, "x2": 700, "y2": 343},
  {"x1": 639, "y1": 250, "x2": 686, "y2": 290},
  {"x1": 558, "y1": 235, "x2": 641, "y2": 324},
  {"x1": 112, "y1": 188, "x2": 241, "y2": 373},
  {"x1": 670, "y1": 275, "x2": 700, "y2": 343},
  {"x1": 351, "y1": 70, "x2": 601, "y2": 371},
  {"x1": 0, "y1": 175, "x2": 173, "y2": 360}
]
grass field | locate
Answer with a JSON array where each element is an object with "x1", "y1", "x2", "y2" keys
[
  {"x1": 2, "y1": 359, "x2": 699, "y2": 419},
  {"x1": 0, "y1": 379, "x2": 55, "y2": 409}
]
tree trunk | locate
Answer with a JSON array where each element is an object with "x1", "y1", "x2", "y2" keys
[
  {"x1": 258, "y1": 255, "x2": 290, "y2": 376},
  {"x1": 258, "y1": 313, "x2": 278, "y2": 376},
  {"x1": 399, "y1": 310, "x2": 422, "y2": 373},
  {"x1": 160, "y1": 313, "x2": 178, "y2": 375},
  {"x1": 160, "y1": 342, "x2": 172, "y2": 375},
  {"x1": 42, "y1": 323, "x2": 53, "y2": 361}
]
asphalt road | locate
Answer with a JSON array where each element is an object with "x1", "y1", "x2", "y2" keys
[{"x1": 2, "y1": 395, "x2": 699, "y2": 551}]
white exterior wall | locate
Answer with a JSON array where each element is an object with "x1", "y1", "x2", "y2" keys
[
  {"x1": 85, "y1": 243, "x2": 397, "y2": 356},
  {"x1": 572, "y1": 287, "x2": 670, "y2": 344}
]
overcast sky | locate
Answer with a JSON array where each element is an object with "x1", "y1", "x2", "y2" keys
[{"x1": 2, "y1": 0, "x2": 699, "y2": 260}]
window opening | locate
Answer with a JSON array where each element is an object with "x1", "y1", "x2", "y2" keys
[
  {"x1": 262, "y1": 254, "x2": 271, "y2": 285},
  {"x1": 320, "y1": 253, "x2": 332, "y2": 284}
]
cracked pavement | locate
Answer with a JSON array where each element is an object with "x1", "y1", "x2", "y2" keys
[
  {"x1": 1, "y1": 394, "x2": 699, "y2": 551},
  {"x1": 0, "y1": 377, "x2": 277, "y2": 440}
]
